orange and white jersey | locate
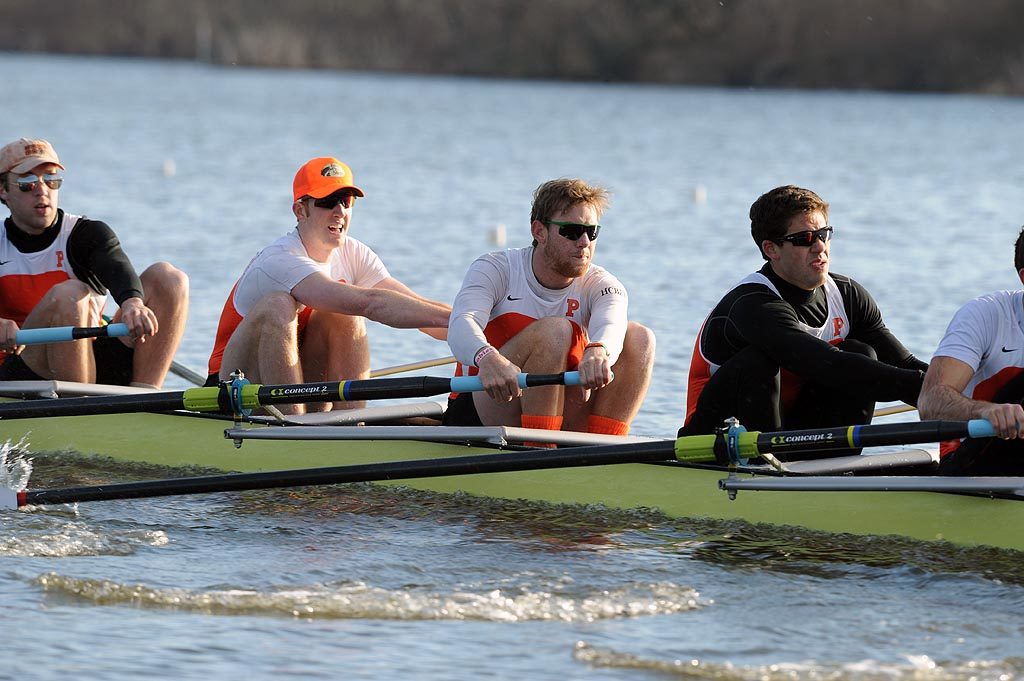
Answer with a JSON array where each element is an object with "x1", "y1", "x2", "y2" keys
[
  {"x1": 207, "y1": 230, "x2": 390, "y2": 376},
  {"x1": 686, "y1": 271, "x2": 851, "y2": 422},
  {"x1": 448, "y1": 246, "x2": 628, "y2": 375},
  {"x1": 934, "y1": 290, "x2": 1024, "y2": 456},
  {"x1": 743, "y1": 271, "x2": 851, "y2": 341},
  {"x1": 0, "y1": 212, "x2": 106, "y2": 326}
]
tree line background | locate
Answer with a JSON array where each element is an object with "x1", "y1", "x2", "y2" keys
[{"x1": 1, "y1": 0, "x2": 1022, "y2": 93}]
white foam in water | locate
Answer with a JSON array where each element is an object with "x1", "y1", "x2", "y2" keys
[
  {"x1": 34, "y1": 576, "x2": 703, "y2": 622},
  {"x1": 0, "y1": 438, "x2": 33, "y2": 499}
]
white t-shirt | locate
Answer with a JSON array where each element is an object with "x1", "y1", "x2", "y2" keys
[
  {"x1": 933, "y1": 289, "x2": 1024, "y2": 398},
  {"x1": 232, "y1": 230, "x2": 390, "y2": 316}
]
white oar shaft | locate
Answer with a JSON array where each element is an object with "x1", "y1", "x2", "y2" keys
[
  {"x1": 874, "y1": 404, "x2": 917, "y2": 417},
  {"x1": 370, "y1": 356, "x2": 456, "y2": 378},
  {"x1": 170, "y1": 360, "x2": 206, "y2": 386},
  {"x1": 721, "y1": 476, "x2": 1024, "y2": 494}
]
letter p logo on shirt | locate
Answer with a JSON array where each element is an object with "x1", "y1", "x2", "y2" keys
[{"x1": 565, "y1": 298, "x2": 580, "y2": 318}]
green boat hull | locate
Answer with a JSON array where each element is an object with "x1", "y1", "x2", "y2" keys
[{"x1": 5, "y1": 410, "x2": 1023, "y2": 552}]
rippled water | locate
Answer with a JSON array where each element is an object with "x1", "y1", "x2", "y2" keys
[{"x1": 2, "y1": 53, "x2": 1024, "y2": 679}]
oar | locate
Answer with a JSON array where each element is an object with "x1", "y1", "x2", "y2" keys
[
  {"x1": 169, "y1": 360, "x2": 206, "y2": 387},
  {"x1": 13, "y1": 325, "x2": 209, "y2": 388},
  {"x1": 0, "y1": 371, "x2": 581, "y2": 420},
  {"x1": 370, "y1": 356, "x2": 456, "y2": 378},
  {"x1": 0, "y1": 419, "x2": 997, "y2": 509},
  {"x1": 873, "y1": 403, "x2": 916, "y2": 418},
  {"x1": 164, "y1": 355, "x2": 457, "y2": 391},
  {"x1": 672, "y1": 419, "x2": 997, "y2": 462},
  {"x1": 14, "y1": 323, "x2": 128, "y2": 345}
]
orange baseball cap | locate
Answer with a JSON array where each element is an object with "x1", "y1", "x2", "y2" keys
[
  {"x1": 292, "y1": 157, "x2": 364, "y2": 202},
  {"x1": 0, "y1": 137, "x2": 64, "y2": 175}
]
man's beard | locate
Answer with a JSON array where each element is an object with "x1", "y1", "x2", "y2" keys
[{"x1": 543, "y1": 245, "x2": 588, "y2": 279}]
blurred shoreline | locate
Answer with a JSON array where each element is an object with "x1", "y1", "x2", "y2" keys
[{"x1": 1, "y1": 0, "x2": 1022, "y2": 94}]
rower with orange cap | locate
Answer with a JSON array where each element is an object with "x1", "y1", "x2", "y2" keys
[{"x1": 207, "y1": 156, "x2": 450, "y2": 413}]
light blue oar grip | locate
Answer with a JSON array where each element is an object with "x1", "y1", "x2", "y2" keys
[
  {"x1": 561, "y1": 371, "x2": 581, "y2": 387},
  {"x1": 15, "y1": 323, "x2": 130, "y2": 345},
  {"x1": 967, "y1": 419, "x2": 996, "y2": 438},
  {"x1": 15, "y1": 327, "x2": 71, "y2": 344},
  {"x1": 449, "y1": 375, "x2": 485, "y2": 392},
  {"x1": 449, "y1": 371, "x2": 582, "y2": 393}
]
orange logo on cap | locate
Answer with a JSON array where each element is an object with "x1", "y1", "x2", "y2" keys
[
  {"x1": 321, "y1": 163, "x2": 345, "y2": 178},
  {"x1": 23, "y1": 143, "x2": 47, "y2": 156}
]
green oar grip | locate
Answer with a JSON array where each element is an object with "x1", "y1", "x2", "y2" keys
[
  {"x1": 673, "y1": 434, "x2": 716, "y2": 462},
  {"x1": 180, "y1": 386, "x2": 224, "y2": 412},
  {"x1": 673, "y1": 431, "x2": 761, "y2": 463}
]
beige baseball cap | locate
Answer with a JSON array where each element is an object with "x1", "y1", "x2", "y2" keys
[{"x1": 0, "y1": 138, "x2": 64, "y2": 174}]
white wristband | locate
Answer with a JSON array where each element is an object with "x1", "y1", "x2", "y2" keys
[{"x1": 474, "y1": 345, "x2": 496, "y2": 367}]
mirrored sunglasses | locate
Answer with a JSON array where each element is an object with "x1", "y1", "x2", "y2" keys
[{"x1": 15, "y1": 173, "x2": 64, "y2": 192}]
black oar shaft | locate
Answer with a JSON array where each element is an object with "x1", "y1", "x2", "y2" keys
[
  {"x1": 254, "y1": 376, "x2": 456, "y2": 407},
  {"x1": 0, "y1": 391, "x2": 188, "y2": 419},
  {"x1": 253, "y1": 373, "x2": 571, "y2": 407},
  {"x1": 754, "y1": 420, "x2": 975, "y2": 456},
  {"x1": 22, "y1": 439, "x2": 675, "y2": 506},
  {"x1": 0, "y1": 373, "x2": 576, "y2": 420}
]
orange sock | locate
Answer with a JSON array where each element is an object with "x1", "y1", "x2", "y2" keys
[
  {"x1": 587, "y1": 415, "x2": 629, "y2": 436},
  {"x1": 521, "y1": 414, "x2": 563, "y2": 448},
  {"x1": 521, "y1": 414, "x2": 563, "y2": 431}
]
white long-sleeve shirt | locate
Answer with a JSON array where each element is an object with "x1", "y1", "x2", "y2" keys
[{"x1": 448, "y1": 247, "x2": 629, "y2": 372}]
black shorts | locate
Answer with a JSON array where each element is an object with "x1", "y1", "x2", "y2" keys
[
  {"x1": 442, "y1": 392, "x2": 484, "y2": 426},
  {"x1": 0, "y1": 337, "x2": 135, "y2": 386}
]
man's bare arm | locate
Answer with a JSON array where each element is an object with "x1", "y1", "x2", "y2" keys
[{"x1": 919, "y1": 355, "x2": 1024, "y2": 439}]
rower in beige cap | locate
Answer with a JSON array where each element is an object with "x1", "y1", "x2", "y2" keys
[
  {"x1": 0, "y1": 137, "x2": 189, "y2": 387},
  {"x1": 207, "y1": 156, "x2": 450, "y2": 413}
]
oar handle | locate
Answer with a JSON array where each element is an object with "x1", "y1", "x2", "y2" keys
[
  {"x1": 967, "y1": 419, "x2": 996, "y2": 438},
  {"x1": 449, "y1": 371, "x2": 581, "y2": 393},
  {"x1": 14, "y1": 323, "x2": 129, "y2": 345}
]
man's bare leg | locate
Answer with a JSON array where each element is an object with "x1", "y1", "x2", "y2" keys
[
  {"x1": 126, "y1": 262, "x2": 189, "y2": 388},
  {"x1": 300, "y1": 310, "x2": 371, "y2": 411},
  {"x1": 21, "y1": 280, "x2": 100, "y2": 381},
  {"x1": 219, "y1": 292, "x2": 304, "y2": 414},
  {"x1": 472, "y1": 317, "x2": 574, "y2": 427},
  {"x1": 563, "y1": 322, "x2": 656, "y2": 433}
]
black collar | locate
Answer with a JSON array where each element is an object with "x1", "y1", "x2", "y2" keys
[{"x1": 4, "y1": 209, "x2": 64, "y2": 253}]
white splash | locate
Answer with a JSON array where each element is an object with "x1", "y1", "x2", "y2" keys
[{"x1": 0, "y1": 438, "x2": 33, "y2": 495}]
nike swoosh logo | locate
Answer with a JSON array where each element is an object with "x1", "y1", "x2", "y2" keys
[
  {"x1": 506, "y1": 295, "x2": 522, "y2": 301},
  {"x1": 1002, "y1": 347, "x2": 1017, "y2": 353},
  {"x1": 0, "y1": 260, "x2": 9, "y2": 266}
]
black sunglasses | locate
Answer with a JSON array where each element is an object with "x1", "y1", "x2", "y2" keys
[
  {"x1": 15, "y1": 173, "x2": 64, "y2": 192},
  {"x1": 547, "y1": 220, "x2": 601, "y2": 242},
  {"x1": 777, "y1": 226, "x2": 833, "y2": 247},
  {"x1": 312, "y1": 192, "x2": 357, "y2": 210}
]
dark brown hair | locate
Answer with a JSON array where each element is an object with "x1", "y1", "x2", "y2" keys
[
  {"x1": 750, "y1": 185, "x2": 829, "y2": 259},
  {"x1": 1014, "y1": 225, "x2": 1024, "y2": 271}
]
